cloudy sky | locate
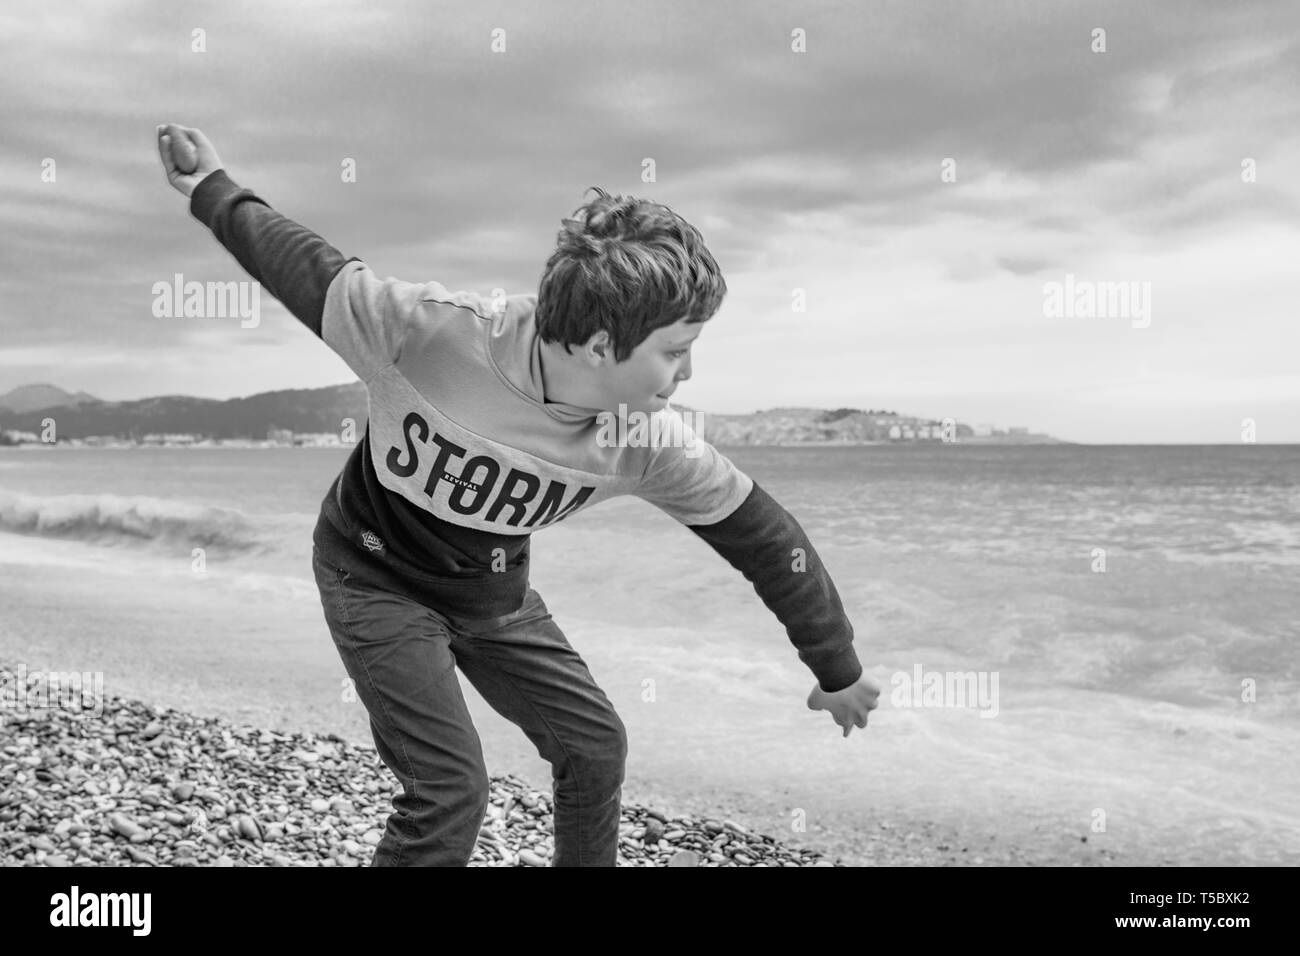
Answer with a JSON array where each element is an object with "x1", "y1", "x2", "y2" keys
[{"x1": 2, "y1": 0, "x2": 1297, "y2": 443}]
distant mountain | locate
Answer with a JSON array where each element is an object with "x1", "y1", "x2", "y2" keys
[
  {"x1": 0, "y1": 382, "x2": 368, "y2": 440},
  {"x1": 0, "y1": 382, "x2": 1062, "y2": 445},
  {"x1": 0, "y1": 383, "x2": 100, "y2": 414}
]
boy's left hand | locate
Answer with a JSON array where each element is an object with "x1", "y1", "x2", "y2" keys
[{"x1": 808, "y1": 672, "x2": 881, "y2": 737}]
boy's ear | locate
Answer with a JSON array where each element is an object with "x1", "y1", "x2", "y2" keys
[{"x1": 585, "y1": 329, "x2": 613, "y2": 359}]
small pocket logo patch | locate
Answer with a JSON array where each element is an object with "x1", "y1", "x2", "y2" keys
[{"x1": 361, "y1": 530, "x2": 385, "y2": 553}]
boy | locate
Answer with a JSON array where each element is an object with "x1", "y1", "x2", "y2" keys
[{"x1": 156, "y1": 123, "x2": 881, "y2": 867}]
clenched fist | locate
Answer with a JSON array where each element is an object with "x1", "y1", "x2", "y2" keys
[{"x1": 156, "y1": 123, "x2": 223, "y2": 198}]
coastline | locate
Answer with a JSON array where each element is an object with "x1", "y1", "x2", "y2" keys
[
  {"x1": 3, "y1": 541, "x2": 1293, "y2": 868},
  {"x1": 0, "y1": 542, "x2": 1130, "y2": 869},
  {"x1": 0, "y1": 436, "x2": 1069, "y2": 450},
  {"x1": 0, "y1": 655, "x2": 1116, "y2": 867},
  {"x1": 6, "y1": 441, "x2": 1298, "y2": 869}
]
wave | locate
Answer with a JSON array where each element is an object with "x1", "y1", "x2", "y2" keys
[{"x1": 0, "y1": 488, "x2": 302, "y2": 555}]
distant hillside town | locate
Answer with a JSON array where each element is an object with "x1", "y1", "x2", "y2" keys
[
  {"x1": 690, "y1": 406, "x2": 1059, "y2": 445},
  {"x1": 0, "y1": 382, "x2": 1062, "y2": 447}
]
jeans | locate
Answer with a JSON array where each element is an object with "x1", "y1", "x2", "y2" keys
[{"x1": 311, "y1": 547, "x2": 627, "y2": 866}]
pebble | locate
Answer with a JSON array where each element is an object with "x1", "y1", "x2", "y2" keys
[
  {"x1": 236, "y1": 816, "x2": 262, "y2": 841},
  {"x1": 517, "y1": 849, "x2": 547, "y2": 866},
  {"x1": 109, "y1": 813, "x2": 144, "y2": 839},
  {"x1": 125, "y1": 846, "x2": 157, "y2": 865}
]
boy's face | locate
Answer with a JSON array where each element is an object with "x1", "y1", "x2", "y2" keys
[{"x1": 593, "y1": 316, "x2": 702, "y2": 414}]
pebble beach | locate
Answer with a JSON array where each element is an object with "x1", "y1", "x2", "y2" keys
[{"x1": 0, "y1": 661, "x2": 849, "y2": 868}]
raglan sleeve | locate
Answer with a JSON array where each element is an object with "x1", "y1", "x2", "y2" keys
[
  {"x1": 189, "y1": 169, "x2": 432, "y2": 382},
  {"x1": 633, "y1": 412, "x2": 755, "y2": 526},
  {"x1": 634, "y1": 415, "x2": 864, "y2": 693}
]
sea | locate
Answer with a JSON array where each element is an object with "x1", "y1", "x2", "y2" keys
[{"x1": 2, "y1": 443, "x2": 1297, "y2": 864}]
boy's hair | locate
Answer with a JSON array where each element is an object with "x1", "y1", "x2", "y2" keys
[{"x1": 535, "y1": 186, "x2": 727, "y2": 363}]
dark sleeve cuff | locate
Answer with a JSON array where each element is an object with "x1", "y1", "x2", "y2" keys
[{"x1": 189, "y1": 168, "x2": 245, "y2": 227}]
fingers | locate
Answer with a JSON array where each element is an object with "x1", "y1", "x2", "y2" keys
[
  {"x1": 161, "y1": 123, "x2": 187, "y2": 147},
  {"x1": 841, "y1": 713, "x2": 869, "y2": 737},
  {"x1": 183, "y1": 126, "x2": 216, "y2": 153},
  {"x1": 155, "y1": 125, "x2": 175, "y2": 174},
  {"x1": 166, "y1": 124, "x2": 196, "y2": 158},
  {"x1": 176, "y1": 125, "x2": 219, "y2": 164}
]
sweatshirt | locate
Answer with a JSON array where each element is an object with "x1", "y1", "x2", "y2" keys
[{"x1": 188, "y1": 170, "x2": 864, "y2": 693}]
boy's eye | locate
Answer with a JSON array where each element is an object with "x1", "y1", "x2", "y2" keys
[{"x1": 668, "y1": 349, "x2": 687, "y2": 358}]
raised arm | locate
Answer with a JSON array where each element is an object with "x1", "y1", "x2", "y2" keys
[
  {"x1": 158, "y1": 123, "x2": 437, "y2": 382},
  {"x1": 189, "y1": 168, "x2": 352, "y2": 337},
  {"x1": 157, "y1": 123, "x2": 349, "y2": 334}
]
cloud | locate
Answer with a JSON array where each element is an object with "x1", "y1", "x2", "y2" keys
[
  {"x1": 997, "y1": 256, "x2": 1056, "y2": 276},
  {"x1": 2, "y1": 0, "x2": 1299, "y2": 441}
]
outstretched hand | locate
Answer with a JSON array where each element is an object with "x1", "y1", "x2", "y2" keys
[
  {"x1": 808, "y1": 671, "x2": 881, "y2": 737},
  {"x1": 155, "y1": 123, "x2": 223, "y2": 198}
]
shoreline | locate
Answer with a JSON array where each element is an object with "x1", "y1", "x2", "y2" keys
[
  {"x1": 5, "y1": 516, "x2": 1297, "y2": 868},
  {"x1": 3, "y1": 539, "x2": 1293, "y2": 868},
  {"x1": 0, "y1": 654, "x2": 1136, "y2": 868}
]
